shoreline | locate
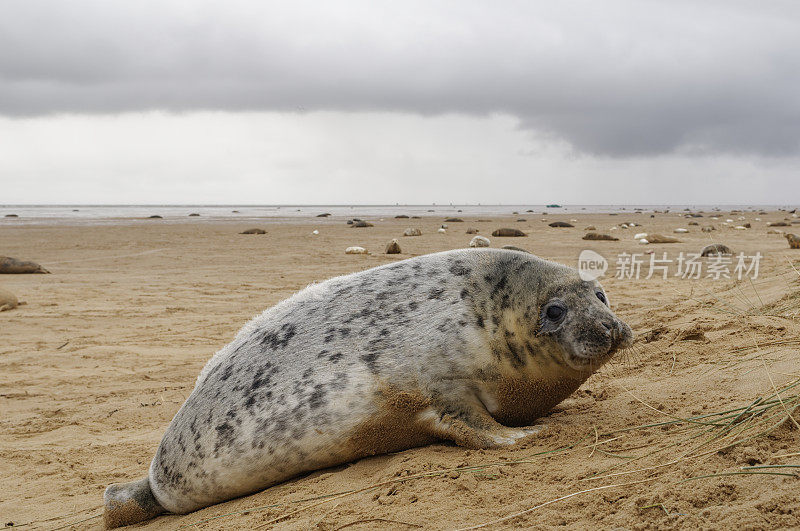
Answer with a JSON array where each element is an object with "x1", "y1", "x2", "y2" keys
[{"x1": 2, "y1": 204, "x2": 796, "y2": 228}]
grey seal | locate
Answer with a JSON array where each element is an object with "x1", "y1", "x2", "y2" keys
[
  {"x1": 103, "y1": 248, "x2": 633, "y2": 527},
  {"x1": 0, "y1": 287, "x2": 20, "y2": 311},
  {"x1": 583, "y1": 233, "x2": 619, "y2": 241},
  {"x1": 492, "y1": 228, "x2": 526, "y2": 237},
  {"x1": 700, "y1": 243, "x2": 733, "y2": 256},
  {"x1": 0, "y1": 256, "x2": 50, "y2": 274}
]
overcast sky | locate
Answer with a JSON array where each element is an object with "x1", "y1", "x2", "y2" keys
[{"x1": 1, "y1": 0, "x2": 798, "y2": 204}]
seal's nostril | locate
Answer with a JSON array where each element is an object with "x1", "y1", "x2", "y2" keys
[{"x1": 602, "y1": 321, "x2": 613, "y2": 331}]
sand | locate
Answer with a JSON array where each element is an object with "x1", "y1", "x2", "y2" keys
[{"x1": 1, "y1": 211, "x2": 799, "y2": 529}]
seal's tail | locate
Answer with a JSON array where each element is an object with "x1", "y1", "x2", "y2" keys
[{"x1": 103, "y1": 477, "x2": 165, "y2": 528}]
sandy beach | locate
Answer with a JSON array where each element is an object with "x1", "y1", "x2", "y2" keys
[{"x1": 2, "y1": 210, "x2": 799, "y2": 530}]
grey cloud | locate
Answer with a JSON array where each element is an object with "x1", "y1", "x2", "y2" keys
[{"x1": 1, "y1": 0, "x2": 799, "y2": 156}]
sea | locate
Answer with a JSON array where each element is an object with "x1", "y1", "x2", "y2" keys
[{"x1": 0, "y1": 204, "x2": 789, "y2": 226}]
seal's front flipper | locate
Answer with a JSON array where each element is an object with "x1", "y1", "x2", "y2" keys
[
  {"x1": 418, "y1": 406, "x2": 542, "y2": 448},
  {"x1": 103, "y1": 477, "x2": 165, "y2": 528},
  {"x1": 417, "y1": 389, "x2": 545, "y2": 449}
]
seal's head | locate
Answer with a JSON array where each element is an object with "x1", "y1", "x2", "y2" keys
[{"x1": 536, "y1": 273, "x2": 633, "y2": 372}]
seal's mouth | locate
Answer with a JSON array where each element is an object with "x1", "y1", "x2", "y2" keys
[
  {"x1": 609, "y1": 325, "x2": 634, "y2": 353},
  {"x1": 569, "y1": 321, "x2": 634, "y2": 368}
]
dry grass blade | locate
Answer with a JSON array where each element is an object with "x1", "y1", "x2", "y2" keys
[
  {"x1": 742, "y1": 464, "x2": 800, "y2": 469},
  {"x1": 771, "y1": 451, "x2": 800, "y2": 460},
  {"x1": 49, "y1": 513, "x2": 102, "y2": 531},
  {"x1": 455, "y1": 478, "x2": 657, "y2": 530},
  {"x1": 751, "y1": 331, "x2": 800, "y2": 430},
  {"x1": 588, "y1": 425, "x2": 599, "y2": 458},
  {"x1": 334, "y1": 518, "x2": 422, "y2": 529},
  {"x1": 678, "y1": 471, "x2": 799, "y2": 483},
  {"x1": 10, "y1": 505, "x2": 104, "y2": 530},
  {"x1": 178, "y1": 502, "x2": 285, "y2": 529}
]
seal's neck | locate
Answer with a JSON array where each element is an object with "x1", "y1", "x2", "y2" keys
[
  {"x1": 483, "y1": 331, "x2": 594, "y2": 426},
  {"x1": 484, "y1": 370, "x2": 588, "y2": 427}
]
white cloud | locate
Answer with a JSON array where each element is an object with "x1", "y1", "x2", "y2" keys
[{"x1": 1, "y1": 111, "x2": 796, "y2": 204}]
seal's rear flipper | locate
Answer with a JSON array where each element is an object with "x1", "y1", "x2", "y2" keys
[{"x1": 103, "y1": 477, "x2": 165, "y2": 528}]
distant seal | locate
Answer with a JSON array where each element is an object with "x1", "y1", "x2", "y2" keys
[
  {"x1": 645, "y1": 234, "x2": 680, "y2": 244},
  {"x1": 385, "y1": 239, "x2": 402, "y2": 254},
  {"x1": 700, "y1": 243, "x2": 733, "y2": 256},
  {"x1": 0, "y1": 256, "x2": 50, "y2": 274},
  {"x1": 104, "y1": 249, "x2": 633, "y2": 527},
  {"x1": 492, "y1": 228, "x2": 526, "y2": 237},
  {"x1": 583, "y1": 233, "x2": 619, "y2": 241},
  {"x1": 469, "y1": 235, "x2": 490, "y2": 247},
  {"x1": 0, "y1": 287, "x2": 20, "y2": 311},
  {"x1": 345, "y1": 246, "x2": 368, "y2": 255}
]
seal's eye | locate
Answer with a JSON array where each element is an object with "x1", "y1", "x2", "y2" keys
[
  {"x1": 545, "y1": 304, "x2": 565, "y2": 321},
  {"x1": 596, "y1": 292, "x2": 607, "y2": 304}
]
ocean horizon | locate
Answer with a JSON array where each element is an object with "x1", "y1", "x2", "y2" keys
[{"x1": 0, "y1": 203, "x2": 793, "y2": 226}]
